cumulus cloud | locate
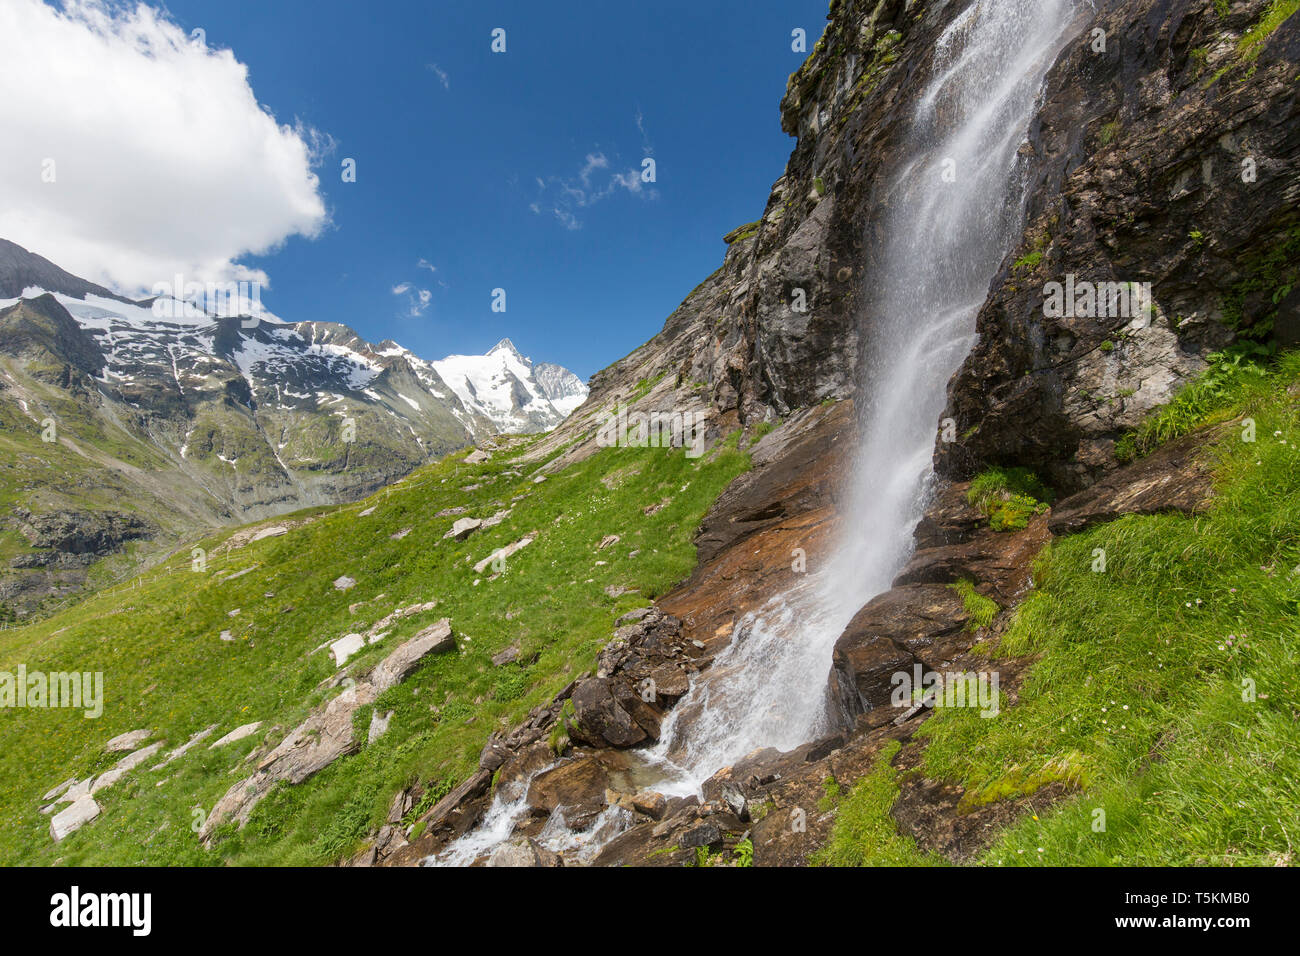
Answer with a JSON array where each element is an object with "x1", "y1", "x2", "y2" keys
[{"x1": 0, "y1": 0, "x2": 330, "y2": 296}]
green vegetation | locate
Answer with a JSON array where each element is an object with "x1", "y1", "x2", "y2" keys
[
  {"x1": 966, "y1": 466, "x2": 1052, "y2": 531},
  {"x1": 812, "y1": 741, "x2": 946, "y2": 867},
  {"x1": 817, "y1": 774, "x2": 842, "y2": 813},
  {"x1": 1239, "y1": 0, "x2": 1300, "y2": 61},
  {"x1": 1204, "y1": 0, "x2": 1296, "y2": 85},
  {"x1": 0, "y1": 432, "x2": 753, "y2": 865},
  {"x1": 735, "y1": 836, "x2": 754, "y2": 867},
  {"x1": 548, "y1": 698, "x2": 575, "y2": 756},
  {"x1": 1114, "y1": 342, "x2": 1272, "y2": 461},
  {"x1": 723, "y1": 222, "x2": 761, "y2": 245},
  {"x1": 629, "y1": 371, "x2": 668, "y2": 401},
  {"x1": 950, "y1": 580, "x2": 999, "y2": 631},
  {"x1": 747, "y1": 421, "x2": 776, "y2": 447},
  {"x1": 1013, "y1": 249, "x2": 1043, "y2": 272},
  {"x1": 916, "y1": 351, "x2": 1300, "y2": 864},
  {"x1": 1190, "y1": 46, "x2": 1210, "y2": 75},
  {"x1": 1098, "y1": 120, "x2": 1122, "y2": 147},
  {"x1": 836, "y1": 27, "x2": 906, "y2": 127},
  {"x1": 1220, "y1": 225, "x2": 1300, "y2": 340}
]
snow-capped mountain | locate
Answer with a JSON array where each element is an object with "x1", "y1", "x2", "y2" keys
[
  {"x1": 0, "y1": 238, "x2": 587, "y2": 612},
  {"x1": 0, "y1": 239, "x2": 586, "y2": 450},
  {"x1": 432, "y1": 338, "x2": 588, "y2": 433}
]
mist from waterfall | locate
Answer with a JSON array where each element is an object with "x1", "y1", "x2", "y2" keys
[{"x1": 642, "y1": 0, "x2": 1083, "y2": 795}]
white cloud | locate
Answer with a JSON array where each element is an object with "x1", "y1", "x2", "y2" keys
[
  {"x1": 391, "y1": 281, "x2": 431, "y2": 317},
  {"x1": 529, "y1": 145, "x2": 656, "y2": 231},
  {"x1": 426, "y1": 63, "x2": 450, "y2": 90},
  {"x1": 0, "y1": 0, "x2": 330, "y2": 296}
]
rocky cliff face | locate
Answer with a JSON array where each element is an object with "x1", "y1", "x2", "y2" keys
[
  {"x1": 543, "y1": 0, "x2": 1296, "y2": 480},
  {"x1": 938, "y1": 0, "x2": 1300, "y2": 493},
  {"x1": 382, "y1": 0, "x2": 1299, "y2": 866}
]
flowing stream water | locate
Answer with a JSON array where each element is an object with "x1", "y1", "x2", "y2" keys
[{"x1": 431, "y1": 0, "x2": 1083, "y2": 864}]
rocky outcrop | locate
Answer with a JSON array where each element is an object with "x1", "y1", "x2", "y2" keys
[
  {"x1": 200, "y1": 620, "x2": 455, "y2": 841},
  {"x1": 937, "y1": 0, "x2": 1300, "y2": 493},
  {"x1": 12, "y1": 507, "x2": 154, "y2": 557},
  {"x1": 1047, "y1": 428, "x2": 1217, "y2": 533},
  {"x1": 568, "y1": 608, "x2": 698, "y2": 748}
]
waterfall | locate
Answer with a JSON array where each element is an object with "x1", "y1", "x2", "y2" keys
[
  {"x1": 431, "y1": 0, "x2": 1084, "y2": 862},
  {"x1": 642, "y1": 0, "x2": 1083, "y2": 795}
]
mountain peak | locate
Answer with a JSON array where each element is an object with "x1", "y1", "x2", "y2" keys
[
  {"x1": 0, "y1": 237, "x2": 134, "y2": 304},
  {"x1": 487, "y1": 337, "x2": 521, "y2": 358}
]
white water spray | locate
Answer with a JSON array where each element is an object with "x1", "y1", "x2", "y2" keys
[{"x1": 644, "y1": 0, "x2": 1083, "y2": 794}]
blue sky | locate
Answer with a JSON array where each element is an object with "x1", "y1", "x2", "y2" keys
[{"x1": 150, "y1": 0, "x2": 830, "y2": 379}]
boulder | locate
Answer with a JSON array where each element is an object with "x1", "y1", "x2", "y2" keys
[
  {"x1": 679, "y1": 822, "x2": 723, "y2": 850},
  {"x1": 630, "y1": 790, "x2": 668, "y2": 820},
  {"x1": 491, "y1": 643, "x2": 520, "y2": 667},
  {"x1": 152, "y1": 725, "x2": 217, "y2": 770},
  {"x1": 526, "y1": 752, "x2": 635, "y2": 830},
  {"x1": 209, "y1": 722, "x2": 263, "y2": 749},
  {"x1": 486, "y1": 838, "x2": 560, "y2": 867},
  {"x1": 444, "y1": 517, "x2": 482, "y2": 540},
  {"x1": 830, "y1": 585, "x2": 971, "y2": 717},
  {"x1": 569, "y1": 679, "x2": 647, "y2": 748},
  {"x1": 330, "y1": 633, "x2": 365, "y2": 667},
  {"x1": 473, "y1": 535, "x2": 535, "y2": 574},
  {"x1": 104, "y1": 729, "x2": 151, "y2": 752},
  {"x1": 90, "y1": 742, "x2": 163, "y2": 794},
  {"x1": 370, "y1": 620, "x2": 455, "y2": 690},
  {"x1": 41, "y1": 777, "x2": 77, "y2": 802},
  {"x1": 50, "y1": 795, "x2": 99, "y2": 842}
]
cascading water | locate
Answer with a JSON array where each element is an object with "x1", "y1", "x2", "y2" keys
[
  {"x1": 644, "y1": 0, "x2": 1084, "y2": 795},
  {"x1": 432, "y1": 0, "x2": 1084, "y2": 863}
]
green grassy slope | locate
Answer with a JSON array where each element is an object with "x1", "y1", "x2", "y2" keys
[{"x1": 0, "y1": 432, "x2": 751, "y2": 865}]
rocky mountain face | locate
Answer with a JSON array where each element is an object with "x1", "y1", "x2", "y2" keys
[
  {"x1": 937, "y1": 0, "x2": 1300, "y2": 493},
  {"x1": 0, "y1": 241, "x2": 586, "y2": 615},
  {"x1": 379, "y1": 0, "x2": 1299, "y2": 866}
]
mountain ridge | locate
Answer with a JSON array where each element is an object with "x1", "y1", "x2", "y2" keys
[{"x1": 0, "y1": 240, "x2": 589, "y2": 616}]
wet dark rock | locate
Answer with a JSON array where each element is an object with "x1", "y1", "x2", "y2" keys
[
  {"x1": 680, "y1": 823, "x2": 723, "y2": 850},
  {"x1": 1047, "y1": 429, "x2": 1217, "y2": 534}
]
